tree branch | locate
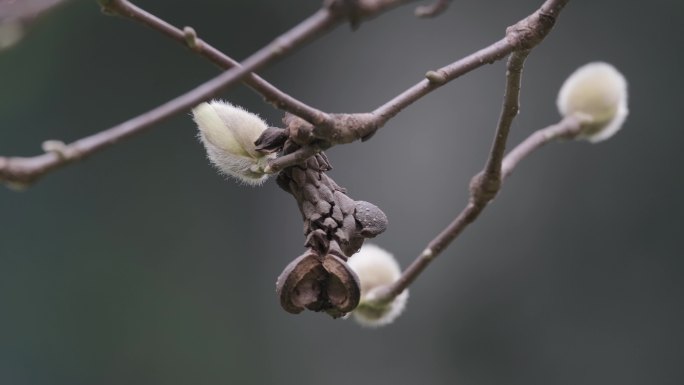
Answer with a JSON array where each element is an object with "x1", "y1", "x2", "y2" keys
[
  {"x1": 267, "y1": 0, "x2": 570, "y2": 172},
  {"x1": 353, "y1": 0, "x2": 568, "y2": 128},
  {"x1": 0, "y1": 0, "x2": 411, "y2": 187},
  {"x1": 101, "y1": 0, "x2": 333, "y2": 127},
  {"x1": 374, "y1": 113, "x2": 585, "y2": 303},
  {"x1": 371, "y1": 47, "x2": 541, "y2": 303}
]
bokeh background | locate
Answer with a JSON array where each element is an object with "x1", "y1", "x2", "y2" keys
[{"x1": 1, "y1": 0, "x2": 683, "y2": 384}]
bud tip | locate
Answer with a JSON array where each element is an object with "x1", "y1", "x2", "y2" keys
[
  {"x1": 192, "y1": 100, "x2": 276, "y2": 186},
  {"x1": 556, "y1": 62, "x2": 628, "y2": 143},
  {"x1": 347, "y1": 244, "x2": 408, "y2": 327}
]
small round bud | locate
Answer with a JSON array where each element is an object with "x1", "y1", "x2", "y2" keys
[
  {"x1": 556, "y1": 62, "x2": 628, "y2": 143},
  {"x1": 347, "y1": 244, "x2": 408, "y2": 327},
  {"x1": 193, "y1": 100, "x2": 275, "y2": 185}
]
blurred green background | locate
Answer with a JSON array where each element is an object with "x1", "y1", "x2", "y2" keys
[{"x1": 1, "y1": 0, "x2": 683, "y2": 384}]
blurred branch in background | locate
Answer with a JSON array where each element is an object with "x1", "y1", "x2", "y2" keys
[{"x1": 0, "y1": 0, "x2": 70, "y2": 50}]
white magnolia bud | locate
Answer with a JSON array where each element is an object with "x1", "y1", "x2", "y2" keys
[
  {"x1": 193, "y1": 100, "x2": 275, "y2": 185},
  {"x1": 347, "y1": 244, "x2": 408, "y2": 327},
  {"x1": 556, "y1": 62, "x2": 628, "y2": 143}
]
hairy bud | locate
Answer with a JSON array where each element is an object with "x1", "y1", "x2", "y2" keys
[
  {"x1": 556, "y1": 62, "x2": 628, "y2": 143},
  {"x1": 193, "y1": 100, "x2": 275, "y2": 185},
  {"x1": 347, "y1": 244, "x2": 408, "y2": 327}
]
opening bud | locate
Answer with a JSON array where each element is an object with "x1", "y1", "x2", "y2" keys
[
  {"x1": 347, "y1": 244, "x2": 408, "y2": 327},
  {"x1": 556, "y1": 62, "x2": 629, "y2": 143},
  {"x1": 193, "y1": 100, "x2": 276, "y2": 185}
]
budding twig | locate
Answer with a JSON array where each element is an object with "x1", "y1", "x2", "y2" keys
[
  {"x1": 373, "y1": 46, "x2": 563, "y2": 303},
  {"x1": 0, "y1": 0, "x2": 421, "y2": 187},
  {"x1": 501, "y1": 114, "x2": 584, "y2": 179}
]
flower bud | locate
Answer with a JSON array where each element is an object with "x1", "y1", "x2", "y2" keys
[
  {"x1": 193, "y1": 100, "x2": 275, "y2": 185},
  {"x1": 556, "y1": 62, "x2": 628, "y2": 143},
  {"x1": 347, "y1": 244, "x2": 408, "y2": 327}
]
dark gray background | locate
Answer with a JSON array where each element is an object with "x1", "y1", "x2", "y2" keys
[{"x1": 1, "y1": 1, "x2": 682, "y2": 384}]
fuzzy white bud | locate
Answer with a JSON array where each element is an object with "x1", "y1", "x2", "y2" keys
[
  {"x1": 556, "y1": 62, "x2": 629, "y2": 143},
  {"x1": 193, "y1": 100, "x2": 275, "y2": 186},
  {"x1": 347, "y1": 244, "x2": 408, "y2": 327}
]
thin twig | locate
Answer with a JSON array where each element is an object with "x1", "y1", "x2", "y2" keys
[
  {"x1": 373, "y1": 50, "x2": 532, "y2": 303},
  {"x1": 501, "y1": 114, "x2": 584, "y2": 179},
  {"x1": 104, "y1": 0, "x2": 333, "y2": 127},
  {"x1": 375, "y1": 114, "x2": 585, "y2": 303},
  {"x1": 264, "y1": 145, "x2": 321, "y2": 174},
  {"x1": 482, "y1": 50, "x2": 530, "y2": 181},
  {"x1": 371, "y1": 0, "x2": 567, "y2": 125},
  {"x1": 0, "y1": 0, "x2": 413, "y2": 186}
]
